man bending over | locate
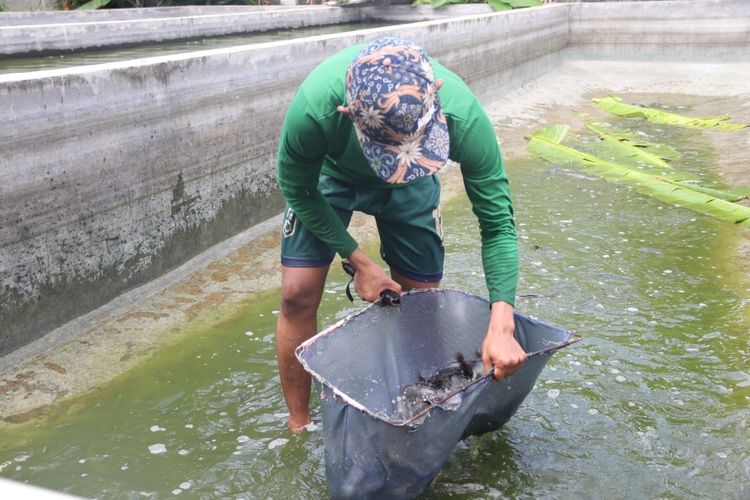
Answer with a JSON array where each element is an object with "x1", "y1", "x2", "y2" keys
[{"x1": 275, "y1": 37, "x2": 524, "y2": 432}]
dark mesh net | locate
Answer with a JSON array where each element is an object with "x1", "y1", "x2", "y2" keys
[{"x1": 297, "y1": 289, "x2": 576, "y2": 499}]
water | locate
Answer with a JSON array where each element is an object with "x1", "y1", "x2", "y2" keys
[
  {"x1": 0, "y1": 22, "x2": 399, "y2": 75},
  {"x1": 0, "y1": 93, "x2": 748, "y2": 498}
]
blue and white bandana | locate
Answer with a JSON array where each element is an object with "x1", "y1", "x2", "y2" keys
[{"x1": 345, "y1": 37, "x2": 450, "y2": 184}]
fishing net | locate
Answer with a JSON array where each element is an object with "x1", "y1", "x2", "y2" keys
[{"x1": 296, "y1": 289, "x2": 577, "y2": 499}]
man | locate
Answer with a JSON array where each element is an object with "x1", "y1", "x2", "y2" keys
[{"x1": 276, "y1": 37, "x2": 524, "y2": 432}]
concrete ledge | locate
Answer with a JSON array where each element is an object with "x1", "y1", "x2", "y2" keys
[
  {"x1": 1, "y1": 4, "x2": 532, "y2": 57},
  {"x1": 0, "y1": 478, "x2": 80, "y2": 499},
  {"x1": 0, "y1": 6, "x2": 358, "y2": 55},
  {"x1": 0, "y1": 5, "x2": 295, "y2": 22}
]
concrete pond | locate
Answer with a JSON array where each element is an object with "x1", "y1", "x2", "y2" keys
[{"x1": 0, "y1": 0, "x2": 749, "y2": 497}]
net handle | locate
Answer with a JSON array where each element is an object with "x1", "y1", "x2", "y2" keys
[
  {"x1": 525, "y1": 333, "x2": 583, "y2": 359},
  {"x1": 477, "y1": 333, "x2": 583, "y2": 382}
]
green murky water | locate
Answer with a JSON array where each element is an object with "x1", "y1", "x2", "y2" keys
[
  {"x1": 0, "y1": 94, "x2": 748, "y2": 498},
  {"x1": 0, "y1": 22, "x2": 399, "y2": 76}
]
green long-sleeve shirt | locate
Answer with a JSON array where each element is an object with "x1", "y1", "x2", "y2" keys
[{"x1": 277, "y1": 44, "x2": 518, "y2": 305}]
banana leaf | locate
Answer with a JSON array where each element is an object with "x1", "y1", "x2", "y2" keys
[
  {"x1": 527, "y1": 125, "x2": 750, "y2": 226},
  {"x1": 505, "y1": 0, "x2": 542, "y2": 6},
  {"x1": 431, "y1": 0, "x2": 539, "y2": 9},
  {"x1": 487, "y1": 0, "x2": 513, "y2": 10},
  {"x1": 593, "y1": 96, "x2": 748, "y2": 131},
  {"x1": 77, "y1": 0, "x2": 111, "y2": 9},
  {"x1": 585, "y1": 122, "x2": 680, "y2": 169},
  {"x1": 584, "y1": 122, "x2": 750, "y2": 201},
  {"x1": 672, "y1": 182, "x2": 750, "y2": 203}
]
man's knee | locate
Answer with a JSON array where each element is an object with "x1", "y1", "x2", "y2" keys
[{"x1": 281, "y1": 279, "x2": 323, "y2": 317}]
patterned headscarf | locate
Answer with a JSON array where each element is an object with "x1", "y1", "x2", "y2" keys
[{"x1": 345, "y1": 37, "x2": 450, "y2": 184}]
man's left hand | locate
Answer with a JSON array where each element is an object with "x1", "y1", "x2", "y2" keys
[{"x1": 481, "y1": 301, "x2": 525, "y2": 380}]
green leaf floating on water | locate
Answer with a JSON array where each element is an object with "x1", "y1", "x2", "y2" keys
[
  {"x1": 585, "y1": 122, "x2": 680, "y2": 169},
  {"x1": 527, "y1": 125, "x2": 750, "y2": 226},
  {"x1": 584, "y1": 122, "x2": 750, "y2": 202},
  {"x1": 593, "y1": 96, "x2": 748, "y2": 131},
  {"x1": 673, "y1": 182, "x2": 750, "y2": 203}
]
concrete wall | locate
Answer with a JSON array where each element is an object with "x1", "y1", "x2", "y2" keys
[
  {"x1": 1, "y1": 5, "x2": 292, "y2": 19},
  {"x1": 359, "y1": 4, "x2": 497, "y2": 22},
  {"x1": 0, "y1": 6, "x2": 359, "y2": 55},
  {"x1": 2, "y1": 0, "x2": 55, "y2": 11},
  {"x1": 570, "y1": 0, "x2": 750, "y2": 60},
  {"x1": 1, "y1": 0, "x2": 748, "y2": 358}
]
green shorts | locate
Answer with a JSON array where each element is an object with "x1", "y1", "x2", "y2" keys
[{"x1": 280, "y1": 174, "x2": 444, "y2": 282}]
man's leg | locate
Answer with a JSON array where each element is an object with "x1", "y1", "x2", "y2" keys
[
  {"x1": 276, "y1": 177, "x2": 355, "y2": 431},
  {"x1": 276, "y1": 265, "x2": 328, "y2": 431},
  {"x1": 391, "y1": 269, "x2": 439, "y2": 292}
]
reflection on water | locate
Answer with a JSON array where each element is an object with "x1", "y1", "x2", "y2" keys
[
  {"x1": 0, "y1": 22, "x2": 399, "y2": 76},
  {"x1": 0, "y1": 93, "x2": 748, "y2": 498}
]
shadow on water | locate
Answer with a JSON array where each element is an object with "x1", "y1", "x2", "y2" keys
[{"x1": 0, "y1": 92, "x2": 748, "y2": 498}]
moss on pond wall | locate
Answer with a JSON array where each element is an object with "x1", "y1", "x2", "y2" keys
[{"x1": 1, "y1": 182, "x2": 284, "y2": 356}]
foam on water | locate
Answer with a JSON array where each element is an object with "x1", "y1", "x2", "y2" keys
[
  {"x1": 148, "y1": 444, "x2": 167, "y2": 455},
  {"x1": 267, "y1": 438, "x2": 288, "y2": 450}
]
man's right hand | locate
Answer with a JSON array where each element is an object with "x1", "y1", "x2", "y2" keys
[{"x1": 347, "y1": 249, "x2": 402, "y2": 302}]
